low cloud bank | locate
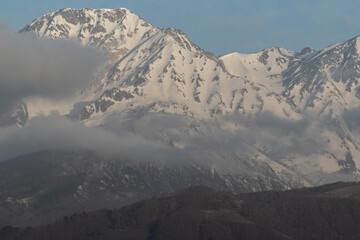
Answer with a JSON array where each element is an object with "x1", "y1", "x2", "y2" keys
[
  {"x1": 0, "y1": 113, "x2": 188, "y2": 163},
  {"x1": 0, "y1": 25, "x2": 102, "y2": 115},
  {"x1": 0, "y1": 110, "x2": 324, "y2": 168},
  {"x1": 0, "y1": 107, "x2": 357, "y2": 186}
]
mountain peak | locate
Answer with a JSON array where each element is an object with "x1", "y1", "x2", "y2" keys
[
  {"x1": 351, "y1": 35, "x2": 360, "y2": 52},
  {"x1": 18, "y1": 8, "x2": 360, "y2": 187},
  {"x1": 20, "y1": 7, "x2": 151, "y2": 41},
  {"x1": 55, "y1": 7, "x2": 133, "y2": 16}
]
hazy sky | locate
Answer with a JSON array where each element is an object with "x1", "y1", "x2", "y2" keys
[{"x1": 1, "y1": 0, "x2": 360, "y2": 55}]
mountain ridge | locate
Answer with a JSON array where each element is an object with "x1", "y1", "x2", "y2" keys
[
  {"x1": 2, "y1": 182, "x2": 360, "y2": 240},
  {"x1": 1, "y1": 8, "x2": 360, "y2": 222},
  {"x1": 2, "y1": 6, "x2": 360, "y2": 229},
  {"x1": 16, "y1": 7, "x2": 360, "y2": 184},
  {"x1": 21, "y1": 8, "x2": 299, "y2": 122}
]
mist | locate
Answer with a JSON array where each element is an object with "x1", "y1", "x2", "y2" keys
[
  {"x1": 101, "y1": 111, "x2": 330, "y2": 172},
  {"x1": 0, "y1": 113, "x2": 191, "y2": 164},
  {"x1": 0, "y1": 110, "x2": 326, "y2": 169},
  {"x1": 0, "y1": 25, "x2": 103, "y2": 115},
  {"x1": 0, "y1": 106, "x2": 355, "y2": 186},
  {"x1": 121, "y1": 111, "x2": 326, "y2": 157}
]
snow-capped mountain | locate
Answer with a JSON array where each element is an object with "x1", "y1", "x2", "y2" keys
[
  {"x1": 283, "y1": 36, "x2": 360, "y2": 116},
  {"x1": 21, "y1": 8, "x2": 299, "y2": 121},
  {"x1": 3, "y1": 7, "x2": 360, "y2": 226},
  {"x1": 221, "y1": 38, "x2": 360, "y2": 119},
  {"x1": 220, "y1": 47, "x2": 314, "y2": 93},
  {"x1": 222, "y1": 48, "x2": 360, "y2": 177},
  {"x1": 14, "y1": 8, "x2": 360, "y2": 193}
]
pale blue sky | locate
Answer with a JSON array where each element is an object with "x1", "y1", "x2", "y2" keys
[{"x1": 1, "y1": 0, "x2": 360, "y2": 55}]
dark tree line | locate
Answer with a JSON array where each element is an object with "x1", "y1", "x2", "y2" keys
[{"x1": 2, "y1": 183, "x2": 360, "y2": 240}]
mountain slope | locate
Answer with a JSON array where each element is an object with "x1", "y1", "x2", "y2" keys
[
  {"x1": 14, "y1": 8, "x2": 360, "y2": 193},
  {"x1": 14, "y1": 8, "x2": 314, "y2": 189},
  {"x1": 220, "y1": 47, "x2": 314, "y2": 93},
  {"x1": 22, "y1": 8, "x2": 300, "y2": 121},
  {"x1": 0, "y1": 150, "x2": 307, "y2": 227},
  {"x1": 3, "y1": 182, "x2": 360, "y2": 240},
  {"x1": 222, "y1": 41, "x2": 360, "y2": 180},
  {"x1": 0, "y1": 101, "x2": 28, "y2": 127},
  {"x1": 283, "y1": 36, "x2": 360, "y2": 116}
]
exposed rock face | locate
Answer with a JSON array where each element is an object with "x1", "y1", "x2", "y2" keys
[
  {"x1": 79, "y1": 88, "x2": 134, "y2": 120},
  {"x1": 283, "y1": 37, "x2": 360, "y2": 115},
  {"x1": 0, "y1": 101, "x2": 28, "y2": 127}
]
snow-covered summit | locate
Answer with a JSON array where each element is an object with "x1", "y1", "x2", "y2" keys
[
  {"x1": 17, "y1": 8, "x2": 360, "y2": 189},
  {"x1": 283, "y1": 36, "x2": 360, "y2": 116},
  {"x1": 220, "y1": 47, "x2": 297, "y2": 93},
  {"x1": 21, "y1": 8, "x2": 299, "y2": 123},
  {"x1": 21, "y1": 8, "x2": 153, "y2": 60}
]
